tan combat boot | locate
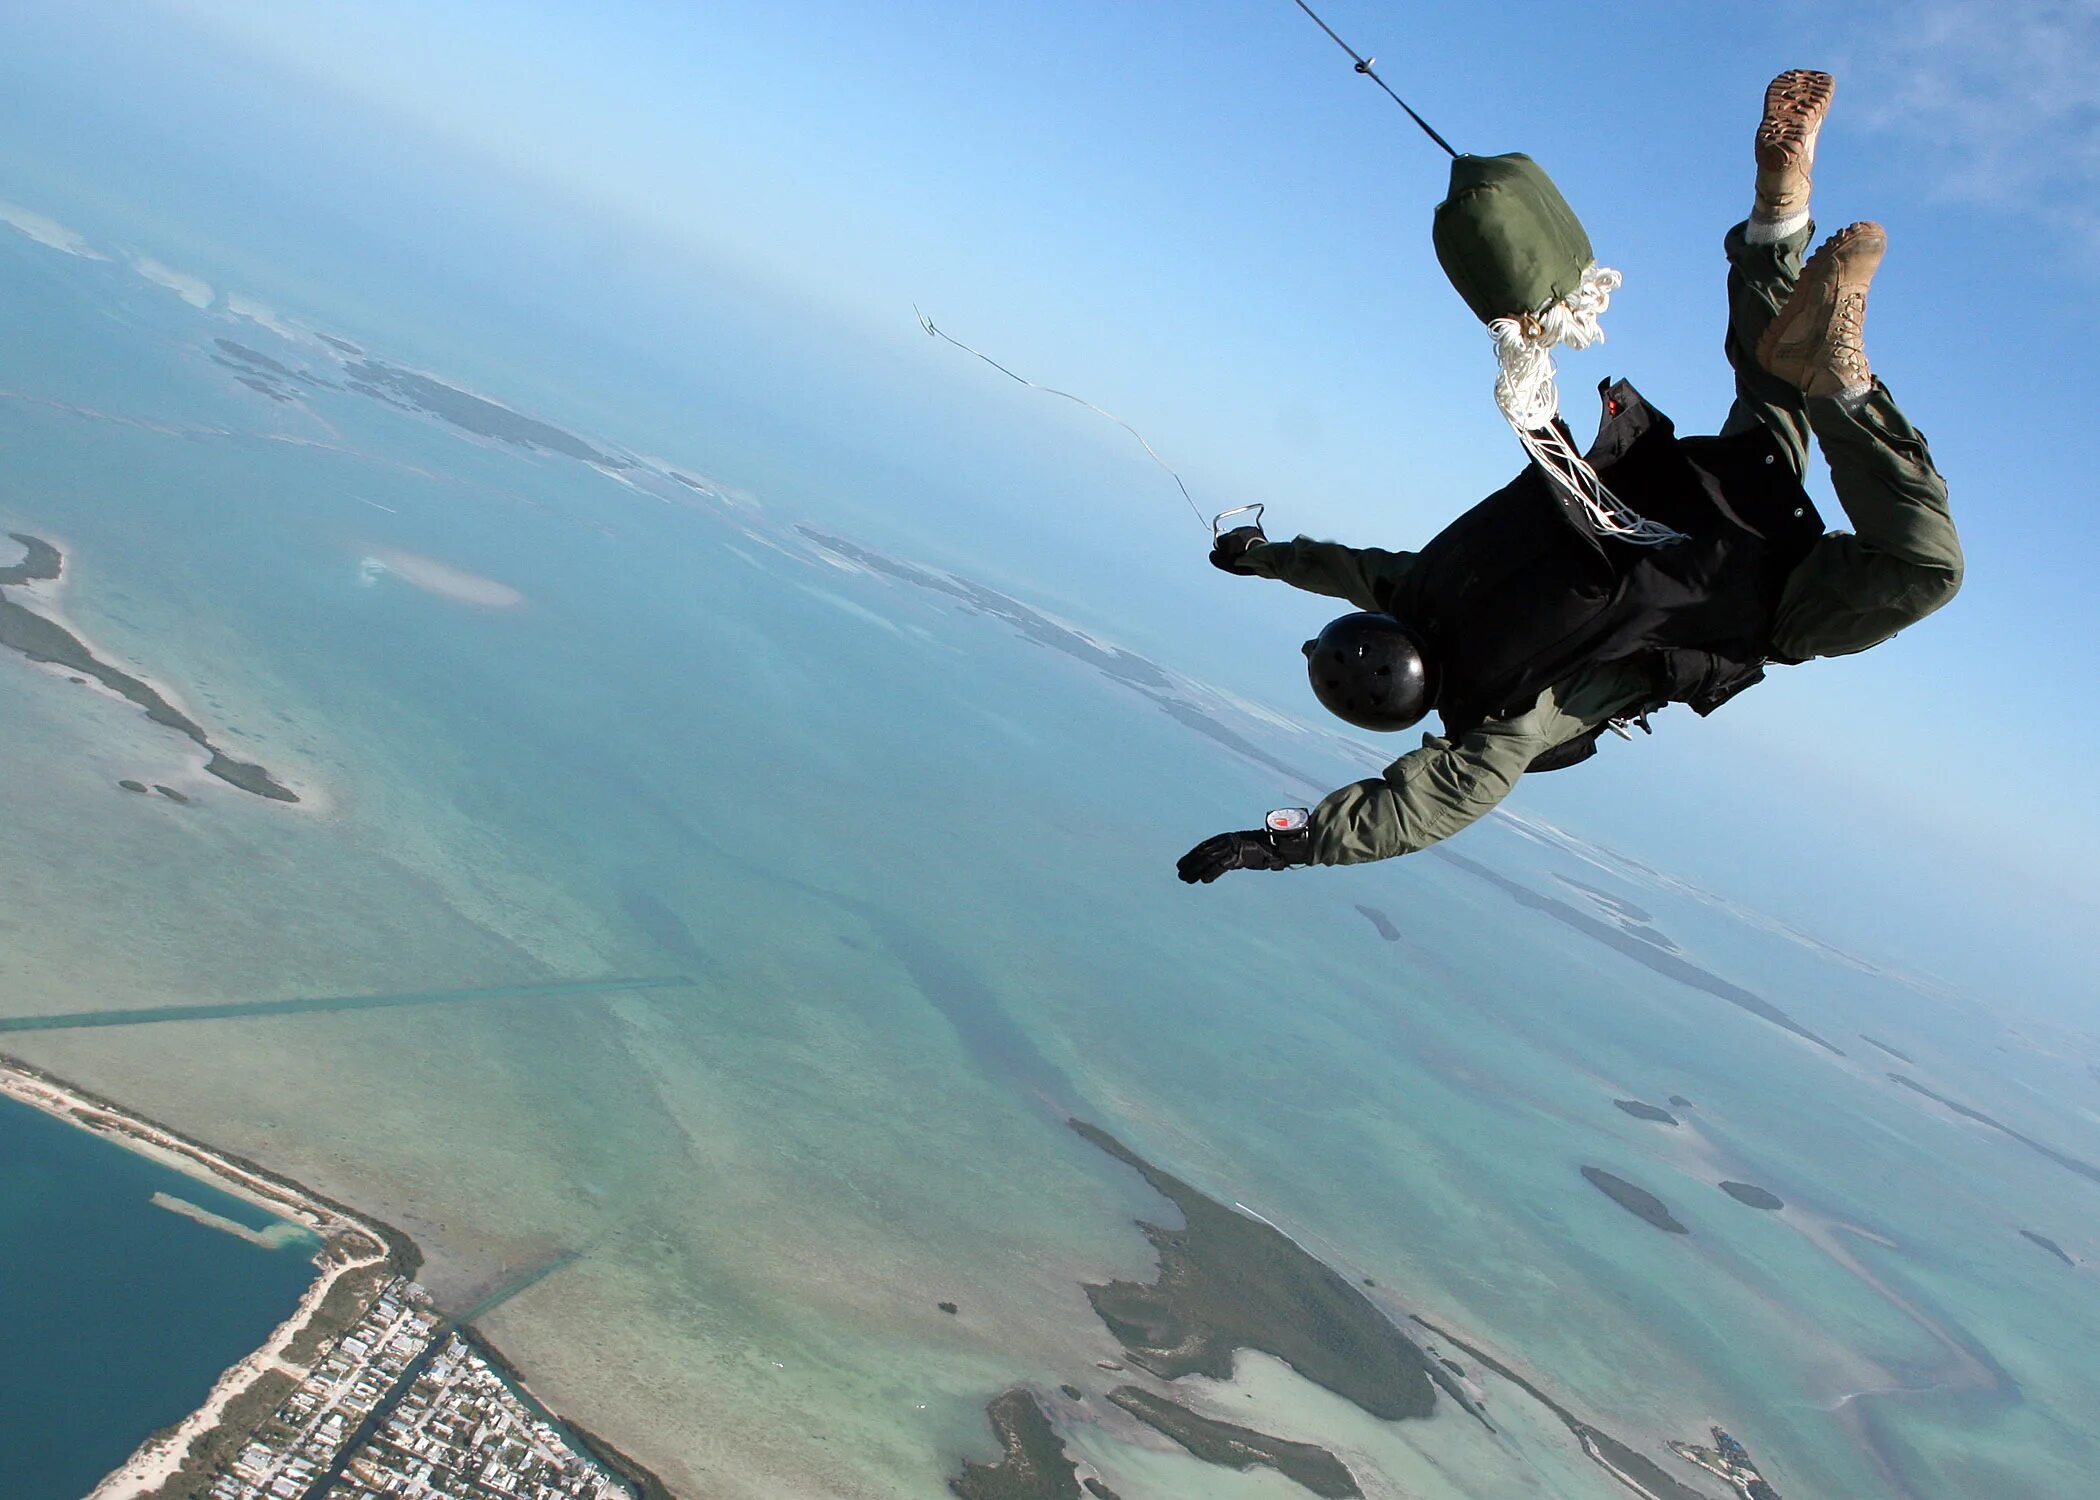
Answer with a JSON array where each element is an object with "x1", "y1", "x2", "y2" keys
[
  {"x1": 1758, "y1": 221, "x2": 1884, "y2": 397},
  {"x1": 1755, "y1": 70, "x2": 1835, "y2": 225}
]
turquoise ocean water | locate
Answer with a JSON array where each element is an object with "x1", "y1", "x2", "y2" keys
[
  {"x1": 0, "y1": 207, "x2": 2096, "y2": 1500},
  {"x1": 0, "y1": 1097, "x2": 316, "y2": 1500}
]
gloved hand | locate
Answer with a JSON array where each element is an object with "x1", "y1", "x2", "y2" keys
[
  {"x1": 1209, "y1": 525, "x2": 1267, "y2": 575},
  {"x1": 1176, "y1": 825, "x2": 1312, "y2": 884}
]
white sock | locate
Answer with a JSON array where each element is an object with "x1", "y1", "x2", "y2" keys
[
  {"x1": 1836, "y1": 382, "x2": 1872, "y2": 411},
  {"x1": 1746, "y1": 208, "x2": 1811, "y2": 244}
]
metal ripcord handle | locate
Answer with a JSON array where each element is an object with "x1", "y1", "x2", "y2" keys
[{"x1": 1210, "y1": 502, "x2": 1266, "y2": 540}]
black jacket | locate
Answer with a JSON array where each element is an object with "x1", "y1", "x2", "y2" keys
[{"x1": 1384, "y1": 380, "x2": 1824, "y2": 739}]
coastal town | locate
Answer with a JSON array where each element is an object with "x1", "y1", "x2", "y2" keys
[
  {"x1": 206, "y1": 1277, "x2": 633, "y2": 1500},
  {"x1": 0, "y1": 1058, "x2": 649, "y2": 1500},
  {"x1": 1670, "y1": 1428, "x2": 1783, "y2": 1500}
]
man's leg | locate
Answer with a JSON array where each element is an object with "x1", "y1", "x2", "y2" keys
[
  {"x1": 1764, "y1": 234, "x2": 1962, "y2": 661},
  {"x1": 1719, "y1": 71, "x2": 1835, "y2": 475},
  {"x1": 1769, "y1": 386, "x2": 1961, "y2": 660},
  {"x1": 1719, "y1": 221, "x2": 1815, "y2": 475}
]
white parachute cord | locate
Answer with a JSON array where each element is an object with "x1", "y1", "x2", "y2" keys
[
  {"x1": 1488, "y1": 264, "x2": 1683, "y2": 548},
  {"x1": 915, "y1": 306, "x2": 1210, "y2": 532}
]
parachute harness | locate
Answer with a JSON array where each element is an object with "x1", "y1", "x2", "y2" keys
[{"x1": 1490, "y1": 266, "x2": 1683, "y2": 546}]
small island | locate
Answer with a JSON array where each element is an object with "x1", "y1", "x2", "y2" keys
[
  {"x1": 950, "y1": 1389, "x2": 1082, "y2": 1500},
  {"x1": 1435, "y1": 849, "x2": 1842, "y2": 1055},
  {"x1": 2019, "y1": 1230, "x2": 2075, "y2": 1267},
  {"x1": 1352, "y1": 905, "x2": 1402, "y2": 942},
  {"x1": 1888, "y1": 1074, "x2": 2100, "y2": 1189},
  {"x1": 0, "y1": 533, "x2": 297, "y2": 803},
  {"x1": 340, "y1": 358, "x2": 630, "y2": 468},
  {"x1": 1106, "y1": 1386, "x2": 1361, "y2": 1498},
  {"x1": 1580, "y1": 1167, "x2": 1689, "y2": 1234},
  {"x1": 1718, "y1": 1182, "x2": 1784, "y2": 1211},
  {"x1": 1613, "y1": 1100, "x2": 1680, "y2": 1125}
]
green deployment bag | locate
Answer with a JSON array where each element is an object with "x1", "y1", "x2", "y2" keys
[{"x1": 1432, "y1": 153, "x2": 1595, "y2": 325}]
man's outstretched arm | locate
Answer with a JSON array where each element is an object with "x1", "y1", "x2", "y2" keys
[
  {"x1": 1212, "y1": 529, "x2": 1415, "y2": 613},
  {"x1": 1178, "y1": 659, "x2": 1652, "y2": 879}
]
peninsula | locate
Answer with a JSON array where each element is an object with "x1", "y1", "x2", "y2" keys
[
  {"x1": 1071, "y1": 1119, "x2": 1442, "y2": 1421},
  {"x1": 1106, "y1": 1386, "x2": 1361, "y2": 1498},
  {"x1": 1410, "y1": 1317, "x2": 1715, "y2": 1500},
  {"x1": 951, "y1": 1124, "x2": 1736, "y2": 1500},
  {"x1": 0, "y1": 533, "x2": 298, "y2": 802},
  {"x1": 0, "y1": 1056, "x2": 666, "y2": 1500},
  {"x1": 1670, "y1": 1426, "x2": 1784, "y2": 1498},
  {"x1": 949, "y1": 1389, "x2": 1083, "y2": 1500}
]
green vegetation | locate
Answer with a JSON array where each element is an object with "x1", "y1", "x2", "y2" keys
[
  {"x1": 1107, "y1": 1386, "x2": 1361, "y2": 1498},
  {"x1": 1437, "y1": 849, "x2": 1841, "y2": 1053},
  {"x1": 341, "y1": 360, "x2": 629, "y2": 467},
  {"x1": 1411, "y1": 1317, "x2": 1713, "y2": 1500},
  {"x1": 1860, "y1": 1035, "x2": 1915, "y2": 1064},
  {"x1": 1888, "y1": 1074, "x2": 2100, "y2": 1188},
  {"x1": 0, "y1": 533, "x2": 298, "y2": 802},
  {"x1": 0, "y1": 533, "x2": 60, "y2": 586},
  {"x1": 949, "y1": 1389, "x2": 1081, "y2": 1500},
  {"x1": 2019, "y1": 1229, "x2": 2074, "y2": 1266},
  {"x1": 135, "y1": 1367, "x2": 300, "y2": 1500},
  {"x1": 1613, "y1": 1100, "x2": 1680, "y2": 1125},
  {"x1": 1073, "y1": 1120, "x2": 1438, "y2": 1421},
  {"x1": 1581, "y1": 1167, "x2": 1689, "y2": 1234},
  {"x1": 1719, "y1": 1182, "x2": 1784, "y2": 1211},
  {"x1": 283, "y1": 1258, "x2": 393, "y2": 1368}
]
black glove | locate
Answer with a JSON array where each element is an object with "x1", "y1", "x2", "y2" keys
[
  {"x1": 1176, "y1": 825, "x2": 1312, "y2": 884},
  {"x1": 1209, "y1": 525, "x2": 1266, "y2": 575}
]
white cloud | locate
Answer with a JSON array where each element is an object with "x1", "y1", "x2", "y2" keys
[
  {"x1": 1849, "y1": 0, "x2": 2100, "y2": 258},
  {"x1": 0, "y1": 199, "x2": 106, "y2": 259},
  {"x1": 131, "y1": 254, "x2": 216, "y2": 309}
]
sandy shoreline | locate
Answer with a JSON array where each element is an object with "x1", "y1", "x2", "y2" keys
[
  {"x1": 0, "y1": 531, "x2": 333, "y2": 815},
  {"x1": 1, "y1": 1054, "x2": 674, "y2": 1500},
  {"x1": 0, "y1": 1054, "x2": 398, "y2": 1500}
]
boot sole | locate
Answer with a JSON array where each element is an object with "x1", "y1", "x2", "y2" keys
[{"x1": 1757, "y1": 69, "x2": 1835, "y2": 171}]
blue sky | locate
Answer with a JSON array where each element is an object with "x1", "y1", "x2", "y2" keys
[{"x1": 1, "y1": 1, "x2": 2094, "y2": 1006}]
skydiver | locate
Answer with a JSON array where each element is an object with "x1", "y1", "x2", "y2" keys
[{"x1": 1179, "y1": 71, "x2": 1962, "y2": 883}]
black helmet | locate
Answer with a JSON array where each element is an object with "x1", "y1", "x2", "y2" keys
[{"x1": 1302, "y1": 613, "x2": 1436, "y2": 732}]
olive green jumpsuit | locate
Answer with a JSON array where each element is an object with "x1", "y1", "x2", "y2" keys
[{"x1": 1235, "y1": 222, "x2": 1963, "y2": 866}]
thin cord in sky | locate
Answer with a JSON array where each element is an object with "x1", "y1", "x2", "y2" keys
[
  {"x1": 1287, "y1": 0, "x2": 1461, "y2": 157},
  {"x1": 915, "y1": 305, "x2": 1210, "y2": 532}
]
